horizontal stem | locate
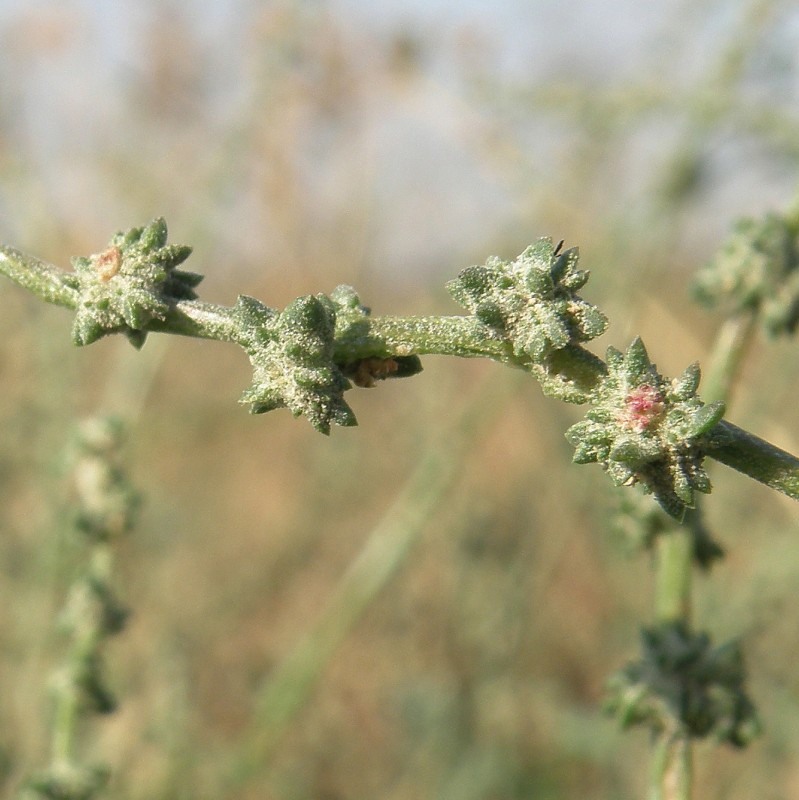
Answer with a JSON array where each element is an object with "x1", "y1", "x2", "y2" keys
[
  {"x1": 334, "y1": 316, "x2": 609, "y2": 400},
  {"x1": 0, "y1": 247, "x2": 79, "y2": 307},
  {"x1": 1, "y1": 244, "x2": 797, "y2": 505},
  {"x1": 149, "y1": 300, "x2": 240, "y2": 342},
  {"x1": 706, "y1": 420, "x2": 799, "y2": 501},
  {"x1": 334, "y1": 314, "x2": 516, "y2": 361}
]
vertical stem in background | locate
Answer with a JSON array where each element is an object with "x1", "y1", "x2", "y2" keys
[
  {"x1": 19, "y1": 419, "x2": 136, "y2": 800},
  {"x1": 700, "y1": 314, "x2": 757, "y2": 407},
  {"x1": 648, "y1": 307, "x2": 757, "y2": 800},
  {"x1": 649, "y1": 528, "x2": 694, "y2": 800},
  {"x1": 649, "y1": 733, "x2": 692, "y2": 800},
  {"x1": 654, "y1": 528, "x2": 693, "y2": 625}
]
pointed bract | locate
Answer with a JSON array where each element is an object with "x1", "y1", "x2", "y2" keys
[
  {"x1": 237, "y1": 292, "x2": 357, "y2": 434},
  {"x1": 69, "y1": 218, "x2": 200, "y2": 348},
  {"x1": 565, "y1": 337, "x2": 725, "y2": 519},
  {"x1": 446, "y1": 238, "x2": 608, "y2": 363}
]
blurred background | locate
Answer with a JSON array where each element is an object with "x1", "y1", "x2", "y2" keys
[{"x1": 1, "y1": 0, "x2": 799, "y2": 797}]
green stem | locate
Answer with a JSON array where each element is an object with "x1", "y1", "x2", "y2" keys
[
  {"x1": 649, "y1": 303, "x2": 757, "y2": 800},
  {"x1": 654, "y1": 529, "x2": 693, "y2": 623},
  {"x1": 649, "y1": 732, "x2": 692, "y2": 800},
  {"x1": 0, "y1": 247, "x2": 79, "y2": 308},
  {"x1": 649, "y1": 521, "x2": 695, "y2": 800},
  {"x1": 150, "y1": 300, "x2": 240, "y2": 342},
  {"x1": 705, "y1": 420, "x2": 799, "y2": 499},
  {"x1": 51, "y1": 679, "x2": 79, "y2": 767},
  {"x1": 700, "y1": 313, "x2": 757, "y2": 406},
  {"x1": 1, "y1": 245, "x2": 797, "y2": 503}
]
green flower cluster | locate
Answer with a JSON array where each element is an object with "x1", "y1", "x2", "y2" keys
[
  {"x1": 236, "y1": 285, "x2": 423, "y2": 433},
  {"x1": 69, "y1": 218, "x2": 201, "y2": 348},
  {"x1": 25, "y1": 762, "x2": 110, "y2": 800},
  {"x1": 236, "y1": 293, "x2": 356, "y2": 435},
  {"x1": 693, "y1": 212, "x2": 799, "y2": 336},
  {"x1": 565, "y1": 338, "x2": 725, "y2": 519},
  {"x1": 447, "y1": 238, "x2": 608, "y2": 362},
  {"x1": 605, "y1": 622, "x2": 760, "y2": 747}
]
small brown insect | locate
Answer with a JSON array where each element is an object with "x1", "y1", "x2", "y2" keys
[
  {"x1": 553, "y1": 239, "x2": 565, "y2": 257},
  {"x1": 345, "y1": 357, "x2": 401, "y2": 388}
]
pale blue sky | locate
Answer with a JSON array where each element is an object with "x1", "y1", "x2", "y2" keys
[{"x1": 1, "y1": 1, "x2": 797, "y2": 281}]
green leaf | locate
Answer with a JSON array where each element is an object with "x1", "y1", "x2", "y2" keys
[
  {"x1": 624, "y1": 337, "x2": 652, "y2": 381},
  {"x1": 687, "y1": 401, "x2": 726, "y2": 437},
  {"x1": 671, "y1": 362, "x2": 701, "y2": 400}
]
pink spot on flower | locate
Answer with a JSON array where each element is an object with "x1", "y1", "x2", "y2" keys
[{"x1": 620, "y1": 384, "x2": 665, "y2": 432}]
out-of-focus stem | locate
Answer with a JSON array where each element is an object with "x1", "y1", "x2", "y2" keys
[
  {"x1": 700, "y1": 313, "x2": 756, "y2": 406},
  {"x1": 649, "y1": 733, "x2": 692, "y2": 800},
  {"x1": 654, "y1": 528, "x2": 694, "y2": 624}
]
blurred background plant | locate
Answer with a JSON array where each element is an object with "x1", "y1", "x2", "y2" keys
[{"x1": 1, "y1": 0, "x2": 799, "y2": 798}]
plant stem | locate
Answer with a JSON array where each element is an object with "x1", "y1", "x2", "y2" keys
[
  {"x1": 705, "y1": 420, "x2": 799, "y2": 499},
  {"x1": 649, "y1": 732, "x2": 692, "y2": 800},
  {"x1": 648, "y1": 522, "x2": 695, "y2": 800},
  {"x1": 654, "y1": 528, "x2": 694, "y2": 624},
  {"x1": 0, "y1": 247, "x2": 79, "y2": 307},
  {"x1": 700, "y1": 313, "x2": 757, "y2": 406},
  {"x1": 1, "y1": 245, "x2": 798, "y2": 502},
  {"x1": 649, "y1": 304, "x2": 757, "y2": 800}
]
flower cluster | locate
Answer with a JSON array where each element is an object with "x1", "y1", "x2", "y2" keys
[
  {"x1": 69, "y1": 218, "x2": 201, "y2": 348},
  {"x1": 565, "y1": 338, "x2": 725, "y2": 519},
  {"x1": 605, "y1": 622, "x2": 760, "y2": 747},
  {"x1": 693, "y1": 212, "x2": 799, "y2": 336},
  {"x1": 446, "y1": 238, "x2": 608, "y2": 362},
  {"x1": 236, "y1": 292, "x2": 357, "y2": 435}
]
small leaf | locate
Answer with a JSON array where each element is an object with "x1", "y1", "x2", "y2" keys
[
  {"x1": 673, "y1": 467, "x2": 695, "y2": 506},
  {"x1": 572, "y1": 443, "x2": 599, "y2": 464},
  {"x1": 607, "y1": 461, "x2": 635, "y2": 487},
  {"x1": 573, "y1": 300, "x2": 609, "y2": 340},
  {"x1": 671, "y1": 362, "x2": 701, "y2": 400},
  {"x1": 447, "y1": 266, "x2": 494, "y2": 306},
  {"x1": 524, "y1": 265, "x2": 553, "y2": 295},
  {"x1": 656, "y1": 491, "x2": 687, "y2": 520},
  {"x1": 139, "y1": 216, "x2": 168, "y2": 250},
  {"x1": 153, "y1": 243, "x2": 193, "y2": 269},
  {"x1": 687, "y1": 401, "x2": 726, "y2": 437},
  {"x1": 475, "y1": 301, "x2": 506, "y2": 330},
  {"x1": 124, "y1": 329, "x2": 148, "y2": 349},
  {"x1": 625, "y1": 337, "x2": 652, "y2": 380},
  {"x1": 236, "y1": 295, "x2": 276, "y2": 328},
  {"x1": 610, "y1": 436, "x2": 661, "y2": 465},
  {"x1": 535, "y1": 304, "x2": 571, "y2": 350},
  {"x1": 605, "y1": 346, "x2": 624, "y2": 370}
]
